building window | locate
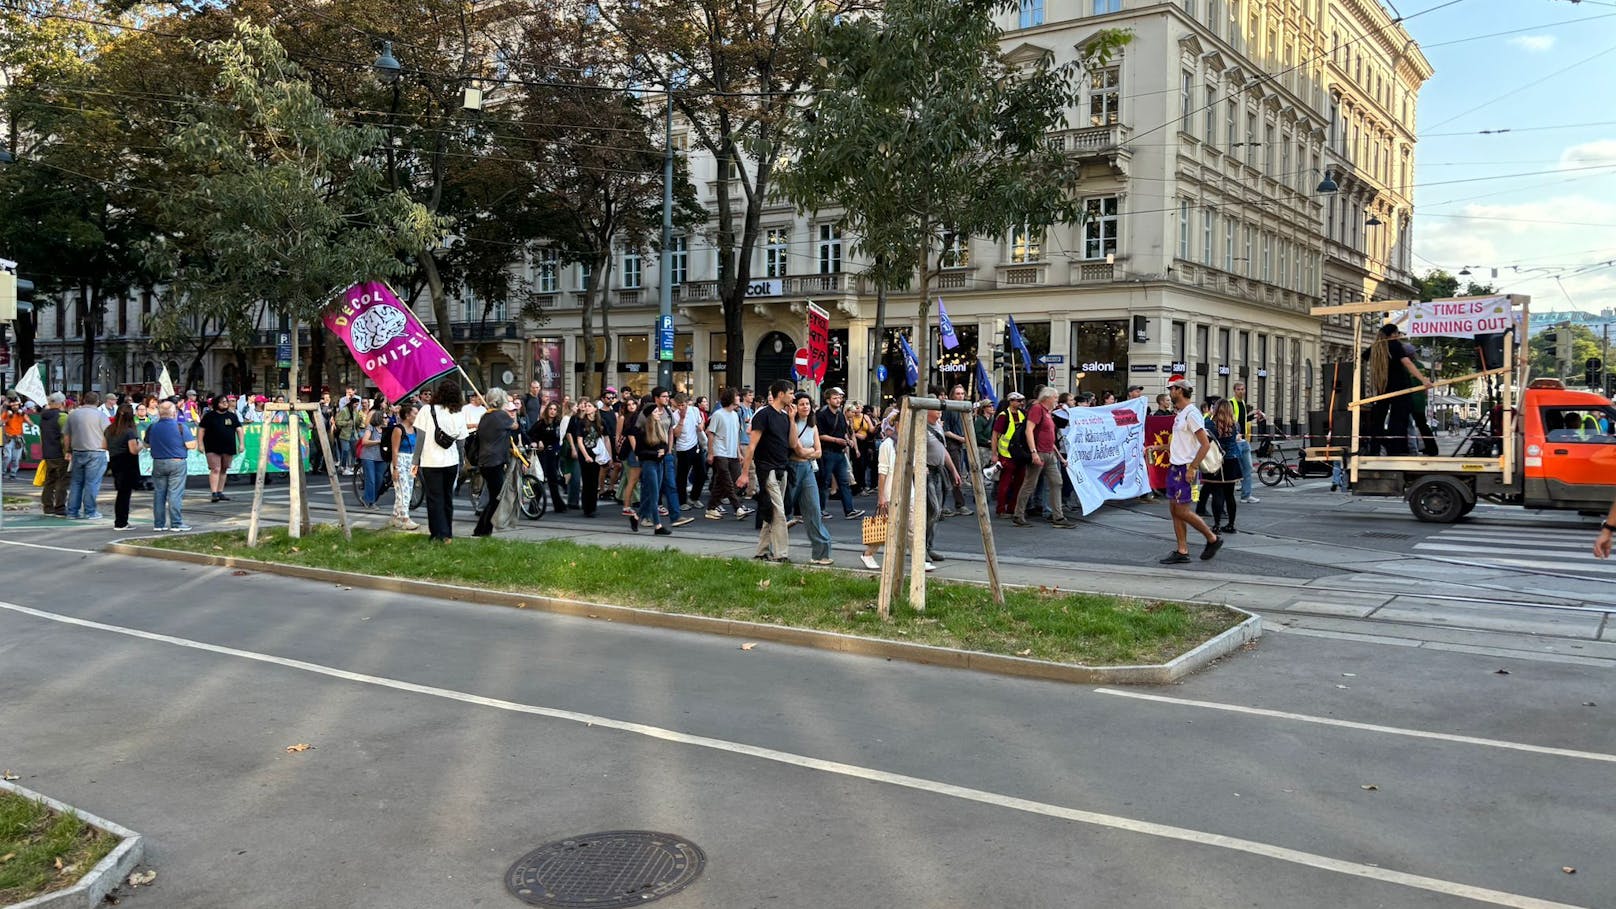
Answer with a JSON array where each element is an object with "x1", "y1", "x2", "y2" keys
[
  {"x1": 1010, "y1": 223, "x2": 1043, "y2": 263},
  {"x1": 1245, "y1": 112, "x2": 1257, "y2": 166},
  {"x1": 1092, "y1": 0, "x2": 1121, "y2": 13},
  {"x1": 1277, "y1": 241, "x2": 1288, "y2": 289},
  {"x1": 1089, "y1": 66, "x2": 1120, "y2": 126},
  {"x1": 669, "y1": 235, "x2": 688, "y2": 286},
  {"x1": 1243, "y1": 224, "x2": 1254, "y2": 277},
  {"x1": 536, "y1": 249, "x2": 558, "y2": 293},
  {"x1": 1226, "y1": 100, "x2": 1238, "y2": 155},
  {"x1": 1178, "y1": 201, "x2": 1191, "y2": 260},
  {"x1": 764, "y1": 228, "x2": 789, "y2": 278},
  {"x1": 1202, "y1": 207, "x2": 1215, "y2": 266},
  {"x1": 1182, "y1": 0, "x2": 1195, "y2": 17},
  {"x1": 817, "y1": 223, "x2": 842, "y2": 274},
  {"x1": 1172, "y1": 321, "x2": 1187, "y2": 362},
  {"x1": 1280, "y1": 131, "x2": 1291, "y2": 187},
  {"x1": 622, "y1": 247, "x2": 642, "y2": 289},
  {"x1": 577, "y1": 261, "x2": 592, "y2": 292},
  {"x1": 1019, "y1": 0, "x2": 1044, "y2": 27},
  {"x1": 1082, "y1": 196, "x2": 1119, "y2": 260},
  {"x1": 1204, "y1": 86, "x2": 1218, "y2": 144},
  {"x1": 941, "y1": 229, "x2": 970, "y2": 268},
  {"x1": 1180, "y1": 71, "x2": 1194, "y2": 134},
  {"x1": 1261, "y1": 232, "x2": 1272, "y2": 282},
  {"x1": 1264, "y1": 123, "x2": 1276, "y2": 176},
  {"x1": 1223, "y1": 216, "x2": 1235, "y2": 272}
]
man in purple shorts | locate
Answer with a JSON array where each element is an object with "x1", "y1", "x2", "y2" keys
[{"x1": 1159, "y1": 377, "x2": 1222, "y2": 564}]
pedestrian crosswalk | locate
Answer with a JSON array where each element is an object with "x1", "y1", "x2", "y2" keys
[{"x1": 1411, "y1": 519, "x2": 1613, "y2": 579}]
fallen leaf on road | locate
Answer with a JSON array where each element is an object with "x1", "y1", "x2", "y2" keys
[
  {"x1": 740, "y1": 642, "x2": 758, "y2": 651},
  {"x1": 1584, "y1": 702, "x2": 1597, "y2": 707},
  {"x1": 1494, "y1": 669, "x2": 1510, "y2": 675},
  {"x1": 211, "y1": 545, "x2": 224, "y2": 551},
  {"x1": 285, "y1": 743, "x2": 315, "y2": 753},
  {"x1": 757, "y1": 579, "x2": 770, "y2": 590},
  {"x1": 54, "y1": 857, "x2": 63, "y2": 870},
  {"x1": 1016, "y1": 649, "x2": 1032, "y2": 656},
  {"x1": 1341, "y1": 672, "x2": 1356, "y2": 678},
  {"x1": 1360, "y1": 784, "x2": 1378, "y2": 791},
  {"x1": 0, "y1": 853, "x2": 13, "y2": 864},
  {"x1": 231, "y1": 570, "x2": 250, "y2": 577},
  {"x1": 515, "y1": 602, "x2": 526, "y2": 609},
  {"x1": 128, "y1": 870, "x2": 157, "y2": 887},
  {"x1": 290, "y1": 546, "x2": 300, "y2": 553},
  {"x1": 1, "y1": 770, "x2": 17, "y2": 781},
  {"x1": 1562, "y1": 867, "x2": 1576, "y2": 874}
]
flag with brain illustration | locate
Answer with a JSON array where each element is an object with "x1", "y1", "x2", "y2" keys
[{"x1": 326, "y1": 282, "x2": 459, "y2": 400}]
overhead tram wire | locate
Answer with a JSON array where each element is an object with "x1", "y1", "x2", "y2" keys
[{"x1": 1422, "y1": 41, "x2": 1616, "y2": 131}]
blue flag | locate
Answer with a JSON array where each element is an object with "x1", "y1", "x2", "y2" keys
[
  {"x1": 897, "y1": 332, "x2": 921, "y2": 389},
  {"x1": 975, "y1": 360, "x2": 998, "y2": 406},
  {"x1": 1006, "y1": 315, "x2": 1033, "y2": 373},
  {"x1": 938, "y1": 298, "x2": 959, "y2": 351}
]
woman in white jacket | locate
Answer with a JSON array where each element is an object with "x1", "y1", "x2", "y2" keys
[{"x1": 417, "y1": 378, "x2": 469, "y2": 542}]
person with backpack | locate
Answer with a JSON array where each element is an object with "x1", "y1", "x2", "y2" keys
[
  {"x1": 388, "y1": 402, "x2": 420, "y2": 531},
  {"x1": 1013, "y1": 387, "x2": 1074, "y2": 528},
  {"x1": 990, "y1": 392, "x2": 1028, "y2": 517}
]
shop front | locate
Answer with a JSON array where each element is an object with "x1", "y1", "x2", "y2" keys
[{"x1": 1069, "y1": 319, "x2": 1131, "y2": 400}]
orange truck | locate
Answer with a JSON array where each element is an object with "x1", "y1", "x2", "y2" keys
[{"x1": 1313, "y1": 293, "x2": 1616, "y2": 523}]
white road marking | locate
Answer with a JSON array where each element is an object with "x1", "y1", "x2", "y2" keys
[
  {"x1": 1095, "y1": 688, "x2": 1616, "y2": 764},
  {"x1": 0, "y1": 599, "x2": 1591, "y2": 909},
  {"x1": 0, "y1": 538, "x2": 96, "y2": 554}
]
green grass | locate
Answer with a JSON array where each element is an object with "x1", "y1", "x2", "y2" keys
[
  {"x1": 151, "y1": 528, "x2": 1240, "y2": 666},
  {"x1": 0, "y1": 791, "x2": 118, "y2": 904},
  {"x1": 1, "y1": 495, "x2": 27, "y2": 507}
]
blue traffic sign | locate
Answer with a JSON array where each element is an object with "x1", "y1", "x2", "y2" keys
[
  {"x1": 876, "y1": 365, "x2": 889, "y2": 382},
  {"x1": 657, "y1": 314, "x2": 675, "y2": 362},
  {"x1": 1038, "y1": 354, "x2": 1064, "y2": 365}
]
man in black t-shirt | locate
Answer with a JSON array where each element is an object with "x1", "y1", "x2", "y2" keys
[
  {"x1": 197, "y1": 395, "x2": 244, "y2": 502},
  {"x1": 737, "y1": 379, "x2": 794, "y2": 561}
]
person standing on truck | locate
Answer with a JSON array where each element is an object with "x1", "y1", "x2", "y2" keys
[{"x1": 1364, "y1": 324, "x2": 1433, "y2": 456}]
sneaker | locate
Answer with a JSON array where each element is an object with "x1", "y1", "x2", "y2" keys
[
  {"x1": 705, "y1": 509, "x2": 724, "y2": 520},
  {"x1": 786, "y1": 517, "x2": 803, "y2": 528},
  {"x1": 957, "y1": 507, "x2": 973, "y2": 516},
  {"x1": 859, "y1": 554, "x2": 879, "y2": 570},
  {"x1": 821, "y1": 511, "x2": 831, "y2": 520},
  {"x1": 737, "y1": 506, "x2": 755, "y2": 518},
  {"x1": 114, "y1": 525, "x2": 137, "y2": 532},
  {"x1": 810, "y1": 557, "x2": 834, "y2": 566},
  {"x1": 1051, "y1": 520, "x2": 1077, "y2": 529},
  {"x1": 403, "y1": 520, "x2": 420, "y2": 530},
  {"x1": 940, "y1": 508, "x2": 956, "y2": 518},
  {"x1": 629, "y1": 514, "x2": 641, "y2": 532},
  {"x1": 152, "y1": 526, "x2": 168, "y2": 532},
  {"x1": 655, "y1": 526, "x2": 673, "y2": 536},
  {"x1": 1241, "y1": 496, "x2": 1260, "y2": 504},
  {"x1": 659, "y1": 505, "x2": 669, "y2": 516},
  {"x1": 171, "y1": 524, "x2": 194, "y2": 533},
  {"x1": 1012, "y1": 516, "x2": 1030, "y2": 527},
  {"x1": 672, "y1": 516, "x2": 695, "y2": 528},
  {"x1": 621, "y1": 506, "x2": 635, "y2": 516},
  {"x1": 210, "y1": 493, "x2": 223, "y2": 502},
  {"x1": 845, "y1": 509, "x2": 865, "y2": 519},
  {"x1": 927, "y1": 551, "x2": 944, "y2": 563},
  {"x1": 923, "y1": 561, "x2": 937, "y2": 572},
  {"x1": 1159, "y1": 551, "x2": 1191, "y2": 564},
  {"x1": 1201, "y1": 536, "x2": 1225, "y2": 560}
]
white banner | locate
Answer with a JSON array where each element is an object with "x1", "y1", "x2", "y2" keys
[
  {"x1": 1060, "y1": 397, "x2": 1149, "y2": 516},
  {"x1": 1392, "y1": 296, "x2": 1521, "y2": 339}
]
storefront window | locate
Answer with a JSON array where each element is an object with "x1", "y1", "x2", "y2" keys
[
  {"x1": 870, "y1": 326, "x2": 916, "y2": 409},
  {"x1": 1071, "y1": 320, "x2": 1129, "y2": 399},
  {"x1": 672, "y1": 332, "x2": 695, "y2": 395},
  {"x1": 708, "y1": 332, "x2": 731, "y2": 390},
  {"x1": 930, "y1": 324, "x2": 978, "y2": 393},
  {"x1": 1003, "y1": 320, "x2": 1049, "y2": 396},
  {"x1": 618, "y1": 333, "x2": 651, "y2": 397}
]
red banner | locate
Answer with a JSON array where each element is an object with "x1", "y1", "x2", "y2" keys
[
  {"x1": 806, "y1": 301, "x2": 829, "y2": 383},
  {"x1": 1145, "y1": 414, "x2": 1173, "y2": 491}
]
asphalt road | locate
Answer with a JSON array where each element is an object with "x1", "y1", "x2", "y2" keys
[{"x1": 1, "y1": 488, "x2": 1614, "y2": 908}]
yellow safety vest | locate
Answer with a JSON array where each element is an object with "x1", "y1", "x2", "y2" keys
[{"x1": 996, "y1": 410, "x2": 1025, "y2": 459}]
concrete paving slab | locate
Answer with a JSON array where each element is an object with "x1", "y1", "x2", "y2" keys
[{"x1": 1372, "y1": 598, "x2": 1606, "y2": 638}]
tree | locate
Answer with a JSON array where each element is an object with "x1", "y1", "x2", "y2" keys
[
  {"x1": 605, "y1": 0, "x2": 871, "y2": 381},
  {"x1": 1413, "y1": 269, "x2": 1501, "y2": 392},
  {"x1": 155, "y1": 22, "x2": 443, "y2": 403},
  {"x1": 782, "y1": 0, "x2": 1128, "y2": 383}
]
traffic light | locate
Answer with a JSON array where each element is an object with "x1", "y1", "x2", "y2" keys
[
  {"x1": 1586, "y1": 357, "x2": 1604, "y2": 389},
  {"x1": 992, "y1": 348, "x2": 1006, "y2": 372}
]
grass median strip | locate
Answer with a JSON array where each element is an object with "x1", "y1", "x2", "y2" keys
[
  {"x1": 0, "y1": 790, "x2": 118, "y2": 904},
  {"x1": 150, "y1": 528, "x2": 1239, "y2": 666}
]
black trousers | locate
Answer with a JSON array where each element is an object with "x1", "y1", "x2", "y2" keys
[
  {"x1": 541, "y1": 450, "x2": 567, "y2": 512},
  {"x1": 111, "y1": 455, "x2": 139, "y2": 528},
  {"x1": 1208, "y1": 483, "x2": 1238, "y2": 528},
  {"x1": 420, "y1": 465, "x2": 458, "y2": 540},
  {"x1": 676, "y1": 448, "x2": 706, "y2": 507},
  {"x1": 473, "y1": 464, "x2": 506, "y2": 536},
  {"x1": 579, "y1": 460, "x2": 600, "y2": 517}
]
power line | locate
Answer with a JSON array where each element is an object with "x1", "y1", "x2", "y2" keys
[{"x1": 1422, "y1": 41, "x2": 1616, "y2": 132}]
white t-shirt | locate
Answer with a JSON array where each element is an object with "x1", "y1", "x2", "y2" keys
[
  {"x1": 418, "y1": 404, "x2": 469, "y2": 468},
  {"x1": 674, "y1": 407, "x2": 701, "y2": 452},
  {"x1": 877, "y1": 437, "x2": 896, "y2": 499},
  {"x1": 461, "y1": 403, "x2": 488, "y2": 429},
  {"x1": 1170, "y1": 403, "x2": 1207, "y2": 466},
  {"x1": 708, "y1": 408, "x2": 740, "y2": 459}
]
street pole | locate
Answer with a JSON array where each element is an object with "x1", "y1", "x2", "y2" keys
[{"x1": 657, "y1": 82, "x2": 674, "y2": 392}]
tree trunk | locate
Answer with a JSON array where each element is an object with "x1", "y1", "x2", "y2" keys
[
  {"x1": 417, "y1": 249, "x2": 453, "y2": 360},
  {"x1": 913, "y1": 223, "x2": 932, "y2": 395},
  {"x1": 308, "y1": 323, "x2": 327, "y2": 399},
  {"x1": 79, "y1": 284, "x2": 95, "y2": 395},
  {"x1": 14, "y1": 308, "x2": 37, "y2": 381},
  {"x1": 871, "y1": 257, "x2": 888, "y2": 408}
]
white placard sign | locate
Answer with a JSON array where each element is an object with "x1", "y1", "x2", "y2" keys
[{"x1": 1060, "y1": 397, "x2": 1150, "y2": 516}]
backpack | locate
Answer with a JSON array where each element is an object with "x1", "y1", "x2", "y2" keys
[
  {"x1": 1006, "y1": 415, "x2": 1032, "y2": 464},
  {"x1": 462, "y1": 427, "x2": 482, "y2": 465},
  {"x1": 379, "y1": 419, "x2": 397, "y2": 464}
]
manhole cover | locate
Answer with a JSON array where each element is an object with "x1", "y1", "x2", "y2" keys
[
  {"x1": 1358, "y1": 531, "x2": 1413, "y2": 540},
  {"x1": 505, "y1": 830, "x2": 705, "y2": 908}
]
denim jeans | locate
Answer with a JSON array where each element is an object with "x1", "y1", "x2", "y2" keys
[
  {"x1": 662, "y1": 452, "x2": 680, "y2": 512},
  {"x1": 66, "y1": 450, "x2": 108, "y2": 518},
  {"x1": 637, "y1": 453, "x2": 677, "y2": 526},
  {"x1": 790, "y1": 461, "x2": 832, "y2": 560},
  {"x1": 361, "y1": 458, "x2": 386, "y2": 507},
  {"x1": 817, "y1": 450, "x2": 855, "y2": 515},
  {"x1": 2, "y1": 437, "x2": 20, "y2": 476},
  {"x1": 151, "y1": 457, "x2": 187, "y2": 528},
  {"x1": 1234, "y1": 437, "x2": 1255, "y2": 499}
]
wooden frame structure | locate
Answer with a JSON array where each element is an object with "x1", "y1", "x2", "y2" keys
[
  {"x1": 876, "y1": 396, "x2": 1003, "y2": 621},
  {"x1": 1309, "y1": 294, "x2": 1531, "y2": 485},
  {"x1": 246, "y1": 401, "x2": 350, "y2": 546}
]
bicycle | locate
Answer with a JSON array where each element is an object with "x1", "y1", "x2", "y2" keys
[
  {"x1": 467, "y1": 442, "x2": 546, "y2": 520},
  {"x1": 1256, "y1": 439, "x2": 1304, "y2": 488},
  {"x1": 351, "y1": 462, "x2": 425, "y2": 510}
]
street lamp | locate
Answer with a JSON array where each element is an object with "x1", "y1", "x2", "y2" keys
[
  {"x1": 1366, "y1": 213, "x2": 1383, "y2": 227},
  {"x1": 373, "y1": 41, "x2": 402, "y2": 85},
  {"x1": 1315, "y1": 170, "x2": 1339, "y2": 193}
]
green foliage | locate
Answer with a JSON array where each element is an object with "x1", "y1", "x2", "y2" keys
[
  {"x1": 0, "y1": 792, "x2": 118, "y2": 904},
  {"x1": 783, "y1": 0, "x2": 1129, "y2": 370},
  {"x1": 153, "y1": 22, "x2": 445, "y2": 333},
  {"x1": 1529, "y1": 321, "x2": 1604, "y2": 381},
  {"x1": 155, "y1": 528, "x2": 1238, "y2": 666},
  {"x1": 1413, "y1": 269, "x2": 1503, "y2": 390}
]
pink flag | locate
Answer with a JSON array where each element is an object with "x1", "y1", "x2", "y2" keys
[{"x1": 325, "y1": 282, "x2": 458, "y2": 401}]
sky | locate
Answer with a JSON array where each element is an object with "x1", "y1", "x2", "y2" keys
[{"x1": 1402, "y1": 0, "x2": 1616, "y2": 315}]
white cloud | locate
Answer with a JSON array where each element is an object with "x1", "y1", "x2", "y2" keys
[
  {"x1": 1560, "y1": 139, "x2": 1616, "y2": 169},
  {"x1": 1415, "y1": 194, "x2": 1616, "y2": 314},
  {"x1": 1507, "y1": 35, "x2": 1556, "y2": 53}
]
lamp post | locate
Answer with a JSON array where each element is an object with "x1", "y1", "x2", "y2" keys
[{"x1": 657, "y1": 82, "x2": 675, "y2": 392}]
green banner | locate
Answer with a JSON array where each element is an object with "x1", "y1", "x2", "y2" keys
[{"x1": 11, "y1": 414, "x2": 310, "y2": 476}]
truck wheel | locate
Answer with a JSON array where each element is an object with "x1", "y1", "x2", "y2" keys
[
  {"x1": 1459, "y1": 500, "x2": 1476, "y2": 517},
  {"x1": 1409, "y1": 477, "x2": 1467, "y2": 524}
]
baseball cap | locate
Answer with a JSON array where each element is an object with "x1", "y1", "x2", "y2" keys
[
  {"x1": 1166, "y1": 376, "x2": 1193, "y2": 391},
  {"x1": 827, "y1": 386, "x2": 845, "y2": 396},
  {"x1": 1007, "y1": 391, "x2": 1026, "y2": 401},
  {"x1": 1127, "y1": 384, "x2": 1145, "y2": 393},
  {"x1": 604, "y1": 386, "x2": 618, "y2": 395}
]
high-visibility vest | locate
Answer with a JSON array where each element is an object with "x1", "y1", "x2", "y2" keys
[
  {"x1": 996, "y1": 410, "x2": 1025, "y2": 459},
  {"x1": 1231, "y1": 397, "x2": 1252, "y2": 439}
]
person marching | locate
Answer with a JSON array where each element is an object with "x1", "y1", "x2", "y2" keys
[{"x1": 1158, "y1": 377, "x2": 1223, "y2": 564}]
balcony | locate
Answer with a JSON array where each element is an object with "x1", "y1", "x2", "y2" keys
[
  {"x1": 680, "y1": 272, "x2": 859, "y2": 305},
  {"x1": 1049, "y1": 124, "x2": 1130, "y2": 173},
  {"x1": 1073, "y1": 262, "x2": 1116, "y2": 283},
  {"x1": 449, "y1": 321, "x2": 518, "y2": 342},
  {"x1": 995, "y1": 262, "x2": 1048, "y2": 287}
]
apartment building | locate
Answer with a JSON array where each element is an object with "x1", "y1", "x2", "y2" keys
[{"x1": 1317, "y1": 0, "x2": 1431, "y2": 364}]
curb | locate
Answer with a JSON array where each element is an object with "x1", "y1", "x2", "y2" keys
[
  {"x1": 0, "y1": 780, "x2": 144, "y2": 909},
  {"x1": 106, "y1": 542, "x2": 1260, "y2": 685}
]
